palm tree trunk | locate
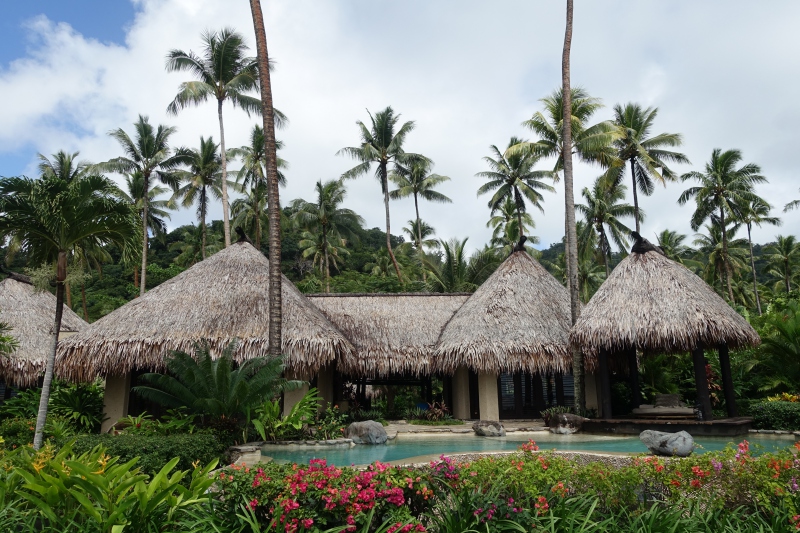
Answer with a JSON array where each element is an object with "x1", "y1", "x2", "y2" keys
[
  {"x1": 133, "y1": 267, "x2": 139, "y2": 291},
  {"x1": 747, "y1": 224, "x2": 762, "y2": 315},
  {"x1": 81, "y1": 281, "x2": 89, "y2": 321},
  {"x1": 65, "y1": 282, "x2": 72, "y2": 309},
  {"x1": 516, "y1": 206, "x2": 524, "y2": 242},
  {"x1": 630, "y1": 159, "x2": 640, "y2": 234},
  {"x1": 562, "y1": 0, "x2": 583, "y2": 414},
  {"x1": 599, "y1": 225, "x2": 610, "y2": 278},
  {"x1": 786, "y1": 258, "x2": 791, "y2": 293},
  {"x1": 249, "y1": 0, "x2": 283, "y2": 358},
  {"x1": 720, "y1": 207, "x2": 734, "y2": 302},
  {"x1": 381, "y1": 162, "x2": 403, "y2": 281},
  {"x1": 201, "y1": 188, "x2": 207, "y2": 260},
  {"x1": 217, "y1": 99, "x2": 231, "y2": 248},
  {"x1": 324, "y1": 239, "x2": 331, "y2": 294},
  {"x1": 414, "y1": 193, "x2": 426, "y2": 282},
  {"x1": 33, "y1": 250, "x2": 66, "y2": 450},
  {"x1": 140, "y1": 179, "x2": 149, "y2": 297},
  {"x1": 255, "y1": 211, "x2": 262, "y2": 250}
]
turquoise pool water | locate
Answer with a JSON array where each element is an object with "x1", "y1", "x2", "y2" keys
[{"x1": 261, "y1": 433, "x2": 797, "y2": 466}]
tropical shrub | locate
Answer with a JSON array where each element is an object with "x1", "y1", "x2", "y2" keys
[
  {"x1": 314, "y1": 403, "x2": 348, "y2": 439},
  {"x1": 539, "y1": 405, "x2": 572, "y2": 426},
  {"x1": 133, "y1": 343, "x2": 303, "y2": 426},
  {"x1": 71, "y1": 430, "x2": 227, "y2": 477},
  {"x1": 252, "y1": 388, "x2": 320, "y2": 441},
  {"x1": 0, "y1": 442, "x2": 217, "y2": 532},
  {"x1": 0, "y1": 381, "x2": 104, "y2": 433},
  {"x1": 0, "y1": 416, "x2": 74, "y2": 449},
  {"x1": 751, "y1": 400, "x2": 800, "y2": 430}
]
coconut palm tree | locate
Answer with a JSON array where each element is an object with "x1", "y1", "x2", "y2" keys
[
  {"x1": 247, "y1": 3, "x2": 285, "y2": 360},
  {"x1": 37, "y1": 151, "x2": 90, "y2": 182},
  {"x1": 784, "y1": 190, "x2": 800, "y2": 213},
  {"x1": 765, "y1": 235, "x2": 800, "y2": 294},
  {"x1": 290, "y1": 180, "x2": 364, "y2": 292},
  {"x1": 424, "y1": 238, "x2": 500, "y2": 293},
  {"x1": 608, "y1": 103, "x2": 689, "y2": 232},
  {"x1": 486, "y1": 197, "x2": 537, "y2": 252},
  {"x1": 120, "y1": 172, "x2": 174, "y2": 244},
  {"x1": 166, "y1": 28, "x2": 286, "y2": 247},
  {"x1": 655, "y1": 230, "x2": 697, "y2": 268},
  {"x1": 576, "y1": 175, "x2": 637, "y2": 277},
  {"x1": 401, "y1": 219, "x2": 440, "y2": 253},
  {"x1": 737, "y1": 197, "x2": 781, "y2": 314},
  {"x1": 172, "y1": 137, "x2": 235, "y2": 260},
  {"x1": 679, "y1": 149, "x2": 766, "y2": 302},
  {"x1": 693, "y1": 223, "x2": 749, "y2": 300},
  {"x1": 389, "y1": 159, "x2": 450, "y2": 278},
  {"x1": 0, "y1": 172, "x2": 139, "y2": 449},
  {"x1": 338, "y1": 107, "x2": 429, "y2": 282},
  {"x1": 169, "y1": 226, "x2": 223, "y2": 267},
  {"x1": 477, "y1": 137, "x2": 555, "y2": 242},
  {"x1": 231, "y1": 184, "x2": 268, "y2": 250},
  {"x1": 100, "y1": 115, "x2": 184, "y2": 296},
  {"x1": 228, "y1": 124, "x2": 288, "y2": 190}
]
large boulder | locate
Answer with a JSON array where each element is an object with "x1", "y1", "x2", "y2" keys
[
  {"x1": 472, "y1": 420, "x2": 506, "y2": 437},
  {"x1": 639, "y1": 430, "x2": 695, "y2": 457},
  {"x1": 548, "y1": 413, "x2": 588, "y2": 434},
  {"x1": 345, "y1": 421, "x2": 388, "y2": 445}
]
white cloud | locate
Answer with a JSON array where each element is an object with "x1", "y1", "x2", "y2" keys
[{"x1": 1, "y1": 0, "x2": 799, "y2": 253}]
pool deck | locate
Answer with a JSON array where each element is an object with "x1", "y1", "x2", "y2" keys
[
  {"x1": 583, "y1": 416, "x2": 753, "y2": 436},
  {"x1": 383, "y1": 419, "x2": 547, "y2": 438}
]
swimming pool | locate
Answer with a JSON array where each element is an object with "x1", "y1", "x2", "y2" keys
[{"x1": 261, "y1": 432, "x2": 798, "y2": 466}]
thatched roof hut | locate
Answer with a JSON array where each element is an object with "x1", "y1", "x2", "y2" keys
[
  {"x1": 433, "y1": 251, "x2": 572, "y2": 375},
  {"x1": 0, "y1": 278, "x2": 86, "y2": 386},
  {"x1": 57, "y1": 242, "x2": 353, "y2": 380},
  {"x1": 308, "y1": 293, "x2": 470, "y2": 377},
  {"x1": 570, "y1": 250, "x2": 760, "y2": 369}
]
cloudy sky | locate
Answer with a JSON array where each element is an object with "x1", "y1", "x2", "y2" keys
[{"x1": 1, "y1": 0, "x2": 798, "y2": 252}]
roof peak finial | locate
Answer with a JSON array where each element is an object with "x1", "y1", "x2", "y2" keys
[
  {"x1": 513, "y1": 235, "x2": 528, "y2": 253},
  {"x1": 630, "y1": 231, "x2": 665, "y2": 256}
]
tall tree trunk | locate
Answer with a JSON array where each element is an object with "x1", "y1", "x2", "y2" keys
[
  {"x1": 720, "y1": 207, "x2": 734, "y2": 302},
  {"x1": 516, "y1": 206, "x2": 524, "y2": 242},
  {"x1": 630, "y1": 159, "x2": 641, "y2": 234},
  {"x1": 140, "y1": 177, "x2": 149, "y2": 297},
  {"x1": 255, "y1": 210, "x2": 262, "y2": 250},
  {"x1": 250, "y1": 0, "x2": 283, "y2": 358},
  {"x1": 201, "y1": 188, "x2": 207, "y2": 260},
  {"x1": 33, "y1": 250, "x2": 66, "y2": 450},
  {"x1": 133, "y1": 267, "x2": 139, "y2": 291},
  {"x1": 65, "y1": 282, "x2": 72, "y2": 309},
  {"x1": 414, "y1": 193, "x2": 426, "y2": 282},
  {"x1": 562, "y1": 0, "x2": 583, "y2": 413},
  {"x1": 324, "y1": 227, "x2": 331, "y2": 293},
  {"x1": 600, "y1": 226, "x2": 610, "y2": 278},
  {"x1": 81, "y1": 281, "x2": 88, "y2": 321},
  {"x1": 380, "y1": 162, "x2": 403, "y2": 281},
  {"x1": 218, "y1": 99, "x2": 231, "y2": 248},
  {"x1": 747, "y1": 224, "x2": 762, "y2": 315},
  {"x1": 785, "y1": 257, "x2": 791, "y2": 293}
]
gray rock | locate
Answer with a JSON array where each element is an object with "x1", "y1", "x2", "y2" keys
[
  {"x1": 548, "y1": 413, "x2": 588, "y2": 434},
  {"x1": 472, "y1": 420, "x2": 506, "y2": 437},
  {"x1": 345, "y1": 421, "x2": 388, "y2": 444},
  {"x1": 639, "y1": 430, "x2": 695, "y2": 457}
]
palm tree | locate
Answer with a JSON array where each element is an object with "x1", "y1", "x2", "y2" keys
[
  {"x1": 784, "y1": 190, "x2": 800, "y2": 213},
  {"x1": 424, "y1": 238, "x2": 500, "y2": 293},
  {"x1": 389, "y1": 159, "x2": 451, "y2": 279},
  {"x1": 231, "y1": 184, "x2": 268, "y2": 250},
  {"x1": 486, "y1": 197, "x2": 537, "y2": 253},
  {"x1": 37, "y1": 150, "x2": 90, "y2": 182},
  {"x1": 401, "y1": 219, "x2": 440, "y2": 253},
  {"x1": 100, "y1": 115, "x2": 183, "y2": 296},
  {"x1": 737, "y1": 197, "x2": 781, "y2": 314},
  {"x1": 248, "y1": 3, "x2": 285, "y2": 360},
  {"x1": 608, "y1": 103, "x2": 689, "y2": 232},
  {"x1": 166, "y1": 28, "x2": 285, "y2": 247},
  {"x1": 576, "y1": 176, "x2": 637, "y2": 277},
  {"x1": 693, "y1": 223, "x2": 749, "y2": 300},
  {"x1": 338, "y1": 106, "x2": 429, "y2": 282},
  {"x1": 0, "y1": 172, "x2": 139, "y2": 449},
  {"x1": 477, "y1": 137, "x2": 555, "y2": 243},
  {"x1": 655, "y1": 230, "x2": 696, "y2": 266},
  {"x1": 678, "y1": 149, "x2": 766, "y2": 302},
  {"x1": 290, "y1": 180, "x2": 364, "y2": 292},
  {"x1": 169, "y1": 226, "x2": 223, "y2": 267},
  {"x1": 228, "y1": 124, "x2": 288, "y2": 190},
  {"x1": 172, "y1": 137, "x2": 233, "y2": 260},
  {"x1": 765, "y1": 235, "x2": 800, "y2": 294}
]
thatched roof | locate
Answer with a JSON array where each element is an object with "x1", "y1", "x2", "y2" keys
[
  {"x1": 57, "y1": 242, "x2": 353, "y2": 380},
  {"x1": 308, "y1": 293, "x2": 470, "y2": 377},
  {"x1": 0, "y1": 278, "x2": 86, "y2": 386},
  {"x1": 433, "y1": 251, "x2": 572, "y2": 375},
  {"x1": 570, "y1": 250, "x2": 760, "y2": 368}
]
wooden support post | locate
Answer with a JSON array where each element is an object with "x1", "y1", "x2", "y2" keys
[
  {"x1": 555, "y1": 373, "x2": 565, "y2": 406},
  {"x1": 546, "y1": 373, "x2": 554, "y2": 406},
  {"x1": 718, "y1": 344, "x2": 738, "y2": 417},
  {"x1": 598, "y1": 349, "x2": 613, "y2": 419},
  {"x1": 692, "y1": 347, "x2": 713, "y2": 421},
  {"x1": 628, "y1": 348, "x2": 641, "y2": 412}
]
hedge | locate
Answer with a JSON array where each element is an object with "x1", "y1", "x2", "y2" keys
[{"x1": 750, "y1": 400, "x2": 800, "y2": 430}]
